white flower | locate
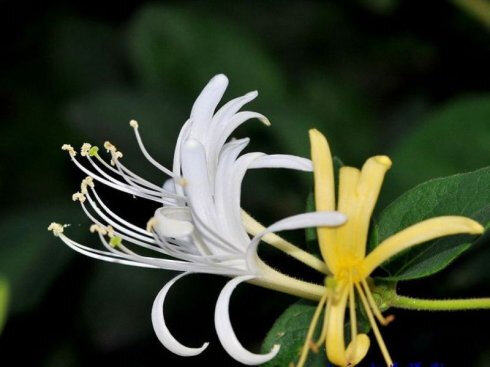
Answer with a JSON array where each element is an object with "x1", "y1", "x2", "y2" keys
[{"x1": 50, "y1": 75, "x2": 346, "y2": 365}]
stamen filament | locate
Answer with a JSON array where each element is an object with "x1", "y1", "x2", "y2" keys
[
  {"x1": 297, "y1": 292, "x2": 328, "y2": 367},
  {"x1": 355, "y1": 283, "x2": 393, "y2": 367},
  {"x1": 313, "y1": 296, "x2": 330, "y2": 349},
  {"x1": 361, "y1": 279, "x2": 393, "y2": 326},
  {"x1": 130, "y1": 120, "x2": 175, "y2": 177},
  {"x1": 347, "y1": 278, "x2": 358, "y2": 364}
]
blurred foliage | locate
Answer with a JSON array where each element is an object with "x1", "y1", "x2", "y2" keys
[
  {"x1": 0, "y1": 278, "x2": 8, "y2": 334},
  {"x1": 1, "y1": 0, "x2": 489, "y2": 366}
]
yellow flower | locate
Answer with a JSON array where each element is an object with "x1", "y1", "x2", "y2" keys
[{"x1": 297, "y1": 129, "x2": 484, "y2": 367}]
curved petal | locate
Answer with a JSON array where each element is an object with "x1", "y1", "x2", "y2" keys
[
  {"x1": 326, "y1": 285, "x2": 349, "y2": 366},
  {"x1": 181, "y1": 138, "x2": 219, "y2": 229},
  {"x1": 152, "y1": 272, "x2": 209, "y2": 356},
  {"x1": 309, "y1": 129, "x2": 337, "y2": 272},
  {"x1": 209, "y1": 111, "x2": 270, "y2": 169},
  {"x1": 215, "y1": 275, "x2": 280, "y2": 365},
  {"x1": 249, "y1": 154, "x2": 312, "y2": 172},
  {"x1": 246, "y1": 211, "x2": 347, "y2": 272},
  {"x1": 362, "y1": 216, "x2": 484, "y2": 277},
  {"x1": 190, "y1": 74, "x2": 229, "y2": 142},
  {"x1": 345, "y1": 333, "x2": 370, "y2": 365}
]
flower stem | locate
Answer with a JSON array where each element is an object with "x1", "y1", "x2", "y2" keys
[{"x1": 389, "y1": 294, "x2": 490, "y2": 311}]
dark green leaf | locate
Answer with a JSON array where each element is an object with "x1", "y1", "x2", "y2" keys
[{"x1": 372, "y1": 167, "x2": 490, "y2": 281}]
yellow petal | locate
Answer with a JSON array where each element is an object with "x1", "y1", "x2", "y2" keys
[
  {"x1": 353, "y1": 156, "x2": 392, "y2": 257},
  {"x1": 362, "y1": 216, "x2": 484, "y2": 277},
  {"x1": 336, "y1": 166, "x2": 361, "y2": 264},
  {"x1": 326, "y1": 285, "x2": 349, "y2": 366},
  {"x1": 309, "y1": 129, "x2": 338, "y2": 271},
  {"x1": 345, "y1": 333, "x2": 370, "y2": 365}
]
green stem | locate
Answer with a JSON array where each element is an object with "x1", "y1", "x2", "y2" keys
[{"x1": 390, "y1": 294, "x2": 490, "y2": 311}]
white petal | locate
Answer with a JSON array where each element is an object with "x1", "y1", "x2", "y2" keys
[
  {"x1": 215, "y1": 275, "x2": 280, "y2": 365},
  {"x1": 211, "y1": 91, "x2": 259, "y2": 132},
  {"x1": 154, "y1": 207, "x2": 194, "y2": 238},
  {"x1": 249, "y1": 154, "x2": 312, "y2": 172},
  {"x1": 246, "y1": 211, "x2": 347, "y2": 272},
  {"x1": 214, "y1": 139, "x2": 251, "y2": 242},
  {"x1": 190, "y1": 74, "x2": 229, "y2": 142},
  {"x1": 208, "y1": 111, "x2": 270, "y2": 172},
  {"x1": 181, "y1": 138, "x2": 218, "y2": 227},
  {"x1": 152, "y1": 272, "x2": 209, "y2": 356}
]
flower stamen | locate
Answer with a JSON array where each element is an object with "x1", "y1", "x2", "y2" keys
[
  {"x1": 355, "y1": 282, "x2": 393, "y2": 367},
  {"x1": 296, "y1": 292, "x2": 328, "y2": 367},
  {"x1": 361, "y1": 279, "x2": 394, "y2": 326}
]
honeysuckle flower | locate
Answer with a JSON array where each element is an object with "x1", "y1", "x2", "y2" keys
[
  {"x1": 295, "y1": 129, "x2": 485, "y2": 367},
  {"x1": 49, "y1": 75, "x2": 346, "y2": 365}
]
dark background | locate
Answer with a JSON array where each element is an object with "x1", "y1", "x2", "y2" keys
[{"x1": 0, "y1": 0, "x2": 489, "y2": 366}]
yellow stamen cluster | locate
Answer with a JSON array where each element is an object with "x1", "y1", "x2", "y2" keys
[{"x1": 296, "y1": 129, "x2": 485, "y2": 367}]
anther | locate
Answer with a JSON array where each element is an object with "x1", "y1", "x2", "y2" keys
[
  {"x1": 381, "y1": 314, "x2": 395, "y2": 326},
  {"x1": 48, "y1": 222, "x2": 65, "y2": 236},
  {"x1": 106, "y1": 225, "x2": 115, "y2": 238},
  {"x1": 104, "y1": 141, "x2": 123, "y2": 165},
  {"x1": 80, "y1": 143, "x2": 92, "y2": 157},
  {"x1": 308, "y1": 340, "x2": 319, "y2": 354},
  {"x1": 80, "y1": 176, "x2": 94, "y2": 194},
  {"x1": 90, "y1": 224, "x2": 107, "y2": 235},
  {"x1": 61, "y1": 144, "x2": 76, "y2": 157},
  {"x1": 72, "y1": 192, "x2": 86, "y2": 203},
  {"x1": 129, "y1": 119, "x2": 139, "y2": 129}
]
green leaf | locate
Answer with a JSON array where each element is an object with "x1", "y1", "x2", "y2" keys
[
  {"x1": 384, "y1": 96, "x2": 490, "y2": 203},
  {"x1": 0, "y1": 204, "x2": 84, "y2": 313},
  {"x1": 127, "y1": 5, "x2": 285, "y2": 102},
  {"x1": 0, "y1": 277, "x2": 9, "y2": 333},
  {"x1": 261, "y1": 301, "x2": 327, "y2": 367},
  {"x1": 372, "y1": 167, "x2": 490, "y2": 281}
]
